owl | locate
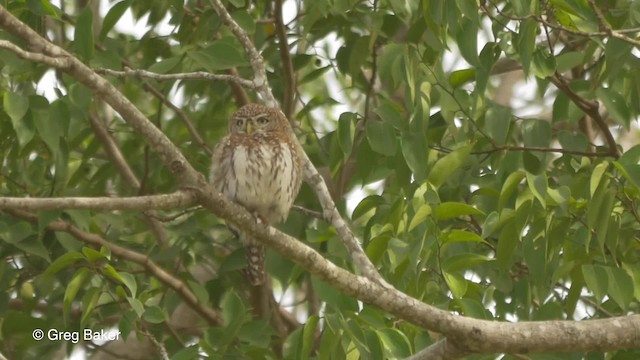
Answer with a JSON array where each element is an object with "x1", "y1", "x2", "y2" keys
[{"x1": 210, "y1": 104, "x2": 303, "y2": 286}]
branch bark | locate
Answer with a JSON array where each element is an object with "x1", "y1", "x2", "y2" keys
[{"x1": 0, "y1": 191, "x2": 196, "y2": 211}]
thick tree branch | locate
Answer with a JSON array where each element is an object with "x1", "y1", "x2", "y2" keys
[
  {"x1": 3, "y1": 208, "x2": 222, "y2": 326},
  {"x1": 0, "y1": 191, "x2": 196, "y2": 211}
]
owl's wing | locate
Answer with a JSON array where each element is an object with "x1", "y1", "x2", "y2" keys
[{"x1": 210, "y1": 136, "x2": 232, "y2": 190}]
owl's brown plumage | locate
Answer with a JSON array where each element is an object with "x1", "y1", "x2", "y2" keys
[{"x1": 210, "y1": 104, "x2": 303, "y2": 285}]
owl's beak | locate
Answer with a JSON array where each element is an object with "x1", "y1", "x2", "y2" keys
[{"x1": 246, "y1": 121, "x2": 254, "y2": 135}]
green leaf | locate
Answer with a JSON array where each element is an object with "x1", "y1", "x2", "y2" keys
[
  {"x1": 582, "y1": 264, "x2": 608, "y2": 302},
  {"x1": 148, "y1": 56, "x2": 182, "y2": 74},
  {"x1": 556, "y1": 51, "x2": 584, "y2": 72},
  {"x1": 366, "y1": 120, "x2": 397, "y2": 156},
  {"x1": 442, "y1": 253, "x2": 491, "y2": 272},
  {"x1": 448, "y1": 68, "x2": 476, "y2": 88},
  {"x1": 443, "y1": 271, "x2": 467, "y2": 298},
  {"x1": 557, "y1": 130, "x2": 588, "y2": 151},
  {"x1": 170, "y1": 346, "x2": 200, "y2": 360},
  {"x1": 302, "y1": 315, "x2": 319, "y2": 359},
  {"x1": 4, "y1": 91, "x2": 29, "y2": 123},
  {"x1": 126, "y1": 297, "x2": 145, "y2": 317},
  {"x1": 607, "y1": 267, "x2": 634, "y2": 311},
  {"x1": 590, "y1": 162, "x2": 609, "y2": 198},
  {"x1": 64, "y1": 268, "x2": 91, "y2": 320},
  {"x1": 119, "y1": 272, "x2": 137, "y2": 298},
  {"x1": 188, "y1": 280, "x2": 209, "y2": 304},
  {"x1": 99, "y1": 0, "x2": 131, "y2": 40},
  {"x1": 484, "y1": 105, "x2": 511, "y2": 145},
  {"x1": 522, "y1": 119, "x2": 551, "y2": 147},
  {"x1": 75, "y1": 6, "x2": 94, "y2": 60},
  {"x1": 0, "y1": 222, "x2": 51, "y2": 261},
  {"x1": 231, "y1": 10, "x2": 255, "y2": 34},
  {"x1": 547, "y1": 186, "x2": 570, "y2": 211},
  {"x1": 80, "y1": 287, "x2": 101, "y2": 328},
  {"x1": 442, "y1": 229, "x2": 487, "y2": 244},
  {"x1": 377, "y1": 328, "x2": 411, "y2": 358},
  {"x1": 27, "y1": 0, "x2": 59, "y2": 16},
  {"x1": 455, "y1": 19, "x2": 479, "y2": 66},
  {"x1": 496, "y1": 223, "x2": 519, "y2": 271},
  {"x1": 531, "y1": 48, "x2": 556, "y2": 78},
  {"x1": 349, "y1": 36, "x2": 371, "y2": 76},
  {"x1": 401, "y1": 127, "x2": 428, "y2": 182},
  {"x1": 221, "y1": 291, "x2": 247, "y2": 344},
  {"x1": 408, "y1": 204, "x2": 432, "y2": 232},
  {"x1": 499, "y1": 171, "x2": 525, "y2": 210},
  {"x1": 83, "y1": 246, "x2": 108, "y2": 262},
  {"x1": 338, "y1": 112, "x2": 356, "y2": 158},
  {"x1": 188, "y1": 38, "x2": 249, "y2": 71},
  {"x1": 517, "y1": 19, "x2": 538, "y2": 74},
  {"x1": 428, "y1": 145, "x2": 471, "y2": 188},
  {"x1": 44, "y1": 252, "x2": 85, "y2": 277},
  {"x1": 596, "y1": 87, "x2": 631, "y2": 128},
  {"x1": 143, "y1": 306, "x2": 166, "y2": 324},
  {"x1": 434, "y1": 202, "x2": 484, "y2": 220},
  {"x1": 4, "y1": 92, "x2": 34, "y2": 148},
  {"x1": 526, "y1": 171, "x2": 548, "y2": 208}
]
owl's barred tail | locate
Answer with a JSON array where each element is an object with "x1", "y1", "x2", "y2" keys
[{"x1": 244, "y1": 244, "x2": 265, "y2": 286}]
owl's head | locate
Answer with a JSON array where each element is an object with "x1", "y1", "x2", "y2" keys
[{"x1": 229, "y1": 104, "x2": 287, "y2": 135}]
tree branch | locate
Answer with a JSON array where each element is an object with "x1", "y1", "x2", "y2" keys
[
  {"x1": 95, "y1": 67, "x2": 256, "y2": 89},
  {"x1": 549, "y1": 73, "x2": 619, "y2": 157},
  {"x1": 0, "y1": 191, "x2": 197, "y2": 211},
  {"x1": 208, "y1": 0, "x2": 276, "y2": 106},
  {"x1": 472, "y1": 145, "x2": 617, "y2": 157},
  {"x1": 274, "y1": 0, "x2": 296, "y2": 118}
]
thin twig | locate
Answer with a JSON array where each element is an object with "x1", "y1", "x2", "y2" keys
[
  {"x1": 472, "y1": 145, "x2": 617, "y2": 157},
  {"x1": 96, "y1": 67, "x2": 256, "y2": 89},
  {"x1": 142, "y1": 84, "x2": 213, "y2": 156},
  {"x1": 549, "y1": 73, "x2": 619, "y2": 157},
  {"x1": 291, "y1": 205, "x2": 323, "y2": 219},
  {"x1": 208, "y1": 0, "x2": 276, "y2": 106},
  {"x1": 274, "y1": 0, "x2": 296, "y2": 118}
]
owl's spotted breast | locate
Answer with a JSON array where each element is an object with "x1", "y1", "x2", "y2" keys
[{"x1": 224, "y1": 135, "x2": 299, "y2": 223}]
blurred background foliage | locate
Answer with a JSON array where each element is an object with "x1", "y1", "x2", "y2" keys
[{"x1": 0, "y1": 0, "x2": 639, "y2": 359}]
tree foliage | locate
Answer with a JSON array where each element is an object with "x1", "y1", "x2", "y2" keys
[{"x1": 0, "y1": 0, "x2": 639, "y2": 359}]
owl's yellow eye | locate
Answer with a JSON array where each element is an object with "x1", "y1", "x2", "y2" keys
[
  {"x1": 236, "y1": 119, "x2": 244, "y2": 127},
  {"x1": 256, "y1": 115, "x2": 269, "y2": 125}
]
